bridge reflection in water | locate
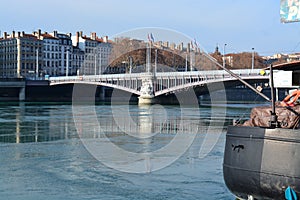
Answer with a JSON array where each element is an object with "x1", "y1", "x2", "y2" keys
[
  {"x1": 75, "y1": 105, "x2": 202, "y2": 139},
  {"x1": 0, "y1": 104, "x2": 227, "y2": 145},
  {"x1": 0, "y1": 103, "x2": 230, "y2": 173}
]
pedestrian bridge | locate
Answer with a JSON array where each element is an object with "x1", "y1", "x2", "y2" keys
[{"x1": 49, "y1": 69, "x2": 268, "y2": 104}]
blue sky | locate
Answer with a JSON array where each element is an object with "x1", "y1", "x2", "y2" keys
[{"x1": 2, "y1": 0, "x2": 300, "y2": 56}]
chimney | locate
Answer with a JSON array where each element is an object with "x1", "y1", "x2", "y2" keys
[
  {"x1": 21, "y1": 31, "x2": 25, "y2": 37},
  {"x1": 4, "y1": 32, "x2": 7, "y2": 39},
  {"x1": 53, "y1": 30, "x2": 58, "y2": 38},
  {"x1": 12, "y1": 31, "x2": 15, "y2": 38},
  {"x1": 103, "y1": 36, "x2": 108, "y2": 43},
  {"x1": 187, "y1": 43, "x2": 190, "y2": 53},
  {"x1": 37, "y1": 29, "x2": 41, "y2": 39},
  {"x1": 91, "y1": 32, "x2": 96, "y2": 40},
  {"x1": 76, "y1": 32, "x2": 80, "y2": 46},
  {"x1": 79, "y1": 31, "x2": 83, "y2": 37},
  {"x1": 17, "y1": 32, "x2": 21, "y2": 38}
]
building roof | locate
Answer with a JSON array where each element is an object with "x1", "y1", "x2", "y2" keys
[
  {"x1": 0, "y1": 32, "x2": 39, "y2": 41},
  {"x1": 272, "y1": 61, "x2": 300, "y2": 71},
  {"x1": 81, "y1": 35, "x2": 97, "y2": 42},
  {"x1": 21, "y1": 33, "x2": 39, "y2": 40},
  {"x1": 41, "y1": 33, "x2": 59, "y2": 40},
  {"x1": 80, "y1": 35, "x2": 112, "y2": 43},
  {"x1": 95, "y1": 37, "x2": 103, "y2": 42}
]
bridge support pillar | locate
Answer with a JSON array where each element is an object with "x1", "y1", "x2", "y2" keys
[
  {"x1": 19, "y1": 87, "x2": 25, "y2": 101},
  {"x1": 138, "y1": 96, "x2": 156, "y2": 105},
  {"x1": 138, "y1": 74, "x2": 155, "y2": 105},
  {"x1": 99, "y1": 86, "x2": 105, "y2": 101}
]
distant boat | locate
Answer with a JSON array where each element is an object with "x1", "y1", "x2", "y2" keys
[{"x1": 223, "y1": 61, "x2": 300, "y2": 199}]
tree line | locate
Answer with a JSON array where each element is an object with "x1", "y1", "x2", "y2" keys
[{"x1": 108, "y1": 38, "x2": 286, "y2": 72}]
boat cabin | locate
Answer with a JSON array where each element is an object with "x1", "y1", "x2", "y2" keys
[{"x1": 273, "y1": 61, "x2": 300, "y2": 88}]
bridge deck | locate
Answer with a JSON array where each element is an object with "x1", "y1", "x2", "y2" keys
[{"x1": 49, "y1": 69, "x2": 268, "y2": 97}]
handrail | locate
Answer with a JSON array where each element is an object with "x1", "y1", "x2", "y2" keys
[{"x1": 49, "y1": 69, "x2": 263, "y2": 81}]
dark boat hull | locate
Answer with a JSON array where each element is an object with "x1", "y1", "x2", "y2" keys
[{"x1": 223, "y1": 126, "x2": 300, "y2": 199}]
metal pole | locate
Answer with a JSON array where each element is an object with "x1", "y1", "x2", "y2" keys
[
  {"x1": 251, "y1": 47, "x2": 254, "y2": 70},
  {"x1": 270, "y1": 64, "x2": 275, "y2": 114},
  {"x1": 269, "y1": 64, "x2": 279, "y2": 128},
  {"x1": 99, "y1": 50, "x2": 102, "y2": 74},
  {"x1": 155, "y1": 49, "x2": 157, "y2": 75},
  {"x1": 202, "y1": 52, "x2": 270, "y2": 101},
  {"x1": 36, "y1": 48, "x2": 39, "y2": 79},
  {"x1": 185, "y1": 53, "x2": 188, "y2": 72},
  {"x1": 146, "y1": 42, "x2": 151, "y2": 73},
  {"x1": 129, "y1": 56, "x2": 132, "y2": 74},
  {"x1": 94, "y1": 47, "x2": 97, "y2": 75},
  {"x1": 190, "y1": 52, "x2": 193, "y2": 71},
  {"x1": 223, "y1": 43, "x2": 227, "y2": 67},
  {"x1": 1, "y1": 46, "x2": 3, "y2": 77},
  {"x1": 66, "y1": 49, "x2": 69, "y2": 77},
  {"x1": 149, "y1": 42, "x2": 151, "y2": 73}
]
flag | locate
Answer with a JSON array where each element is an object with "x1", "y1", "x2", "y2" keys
[
  {"x1": 150, "y1": 33, "x2": 154, "y2": 42},
  {"x1": 148, "y1": 33, "x2": 154, "y2": 42},
  {"x1": 194, "y1": 38, "x2": 198, "y2": 48},
  {"x1": 190, "y1": 41, "x2": 194, "y2": 49}
]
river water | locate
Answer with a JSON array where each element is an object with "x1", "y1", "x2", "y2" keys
[{"x1": 0, "y1": 102, "x2": 260, "y2": 200}]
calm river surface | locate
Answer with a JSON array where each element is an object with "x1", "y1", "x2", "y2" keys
[{"x1": 0, "y1": 102, "x2": 260, "y2": 200}]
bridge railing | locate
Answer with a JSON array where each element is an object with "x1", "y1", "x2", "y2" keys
[
  {"x1": 48, "y1": 69, "x2": 268, "y2": 97},
  {"x1": 49, "y1": 69, "x2": 263, "y2": 81},
  {"x1": 49, "y1": 69, "x2": 265, "y2": 87}
]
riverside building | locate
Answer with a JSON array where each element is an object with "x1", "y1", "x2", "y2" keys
[
  {"x1": 39, "y1": 31, "x2": 60, "y2": 76},
  {"x1": 34, "y1": 30, "x2": 80, "y2": 77},
  {"x1": 0, "y1": 30, "x2": 112, "y2": 78},
  {"x1": 0, "y1": 31, "x2": 42, "y2": 78},
  {"x1": 72, "y1": 32, "x2": 112, "y2": 75}
]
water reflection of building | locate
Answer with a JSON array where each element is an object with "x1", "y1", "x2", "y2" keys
[
  {"x1": 47, "y1": 106, "x2": 75, "y2": 141},
  {"x1": 0, "y1": 104, "x2": 77, "y2": 143},
  {"x1": 0, "y1": 105, "x2": 200, "y2": 144}
]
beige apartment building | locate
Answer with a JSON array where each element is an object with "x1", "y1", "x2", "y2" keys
[
  {"x1": 0, "y1": 31, "x2": 42, "y2": 78},
  {"x1": 0, "y1": 30, "x2": 111, "y2": 78}
]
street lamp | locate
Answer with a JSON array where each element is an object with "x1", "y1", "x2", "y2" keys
[
  {"x1": 36, "y1": 48, "x2": 39, "y2": 79},
  {"x1": 99, "y1": 49, "x2": 102, "y2": 75},
  {"x1": 155, "y1": 49, "x2": 157, "y2": 75},
  {"x1": 66, "y1": 48, "x2": 70, "y2": 77},
  {"x1": 223, "y1": 43, "x2": 227, "y2": 67},
  {"x1": 94, "y1": 48, "x2": 97, "y2": 75},
  {"x1": 185, "y1": 52, "x2": 188, "y2": 72},
  {"x1": 128, "y1": 56, "x2": 132, "y2": 74},
  {"x1": 251, "y1": 47, "x2": 255, "y2": 70}
]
